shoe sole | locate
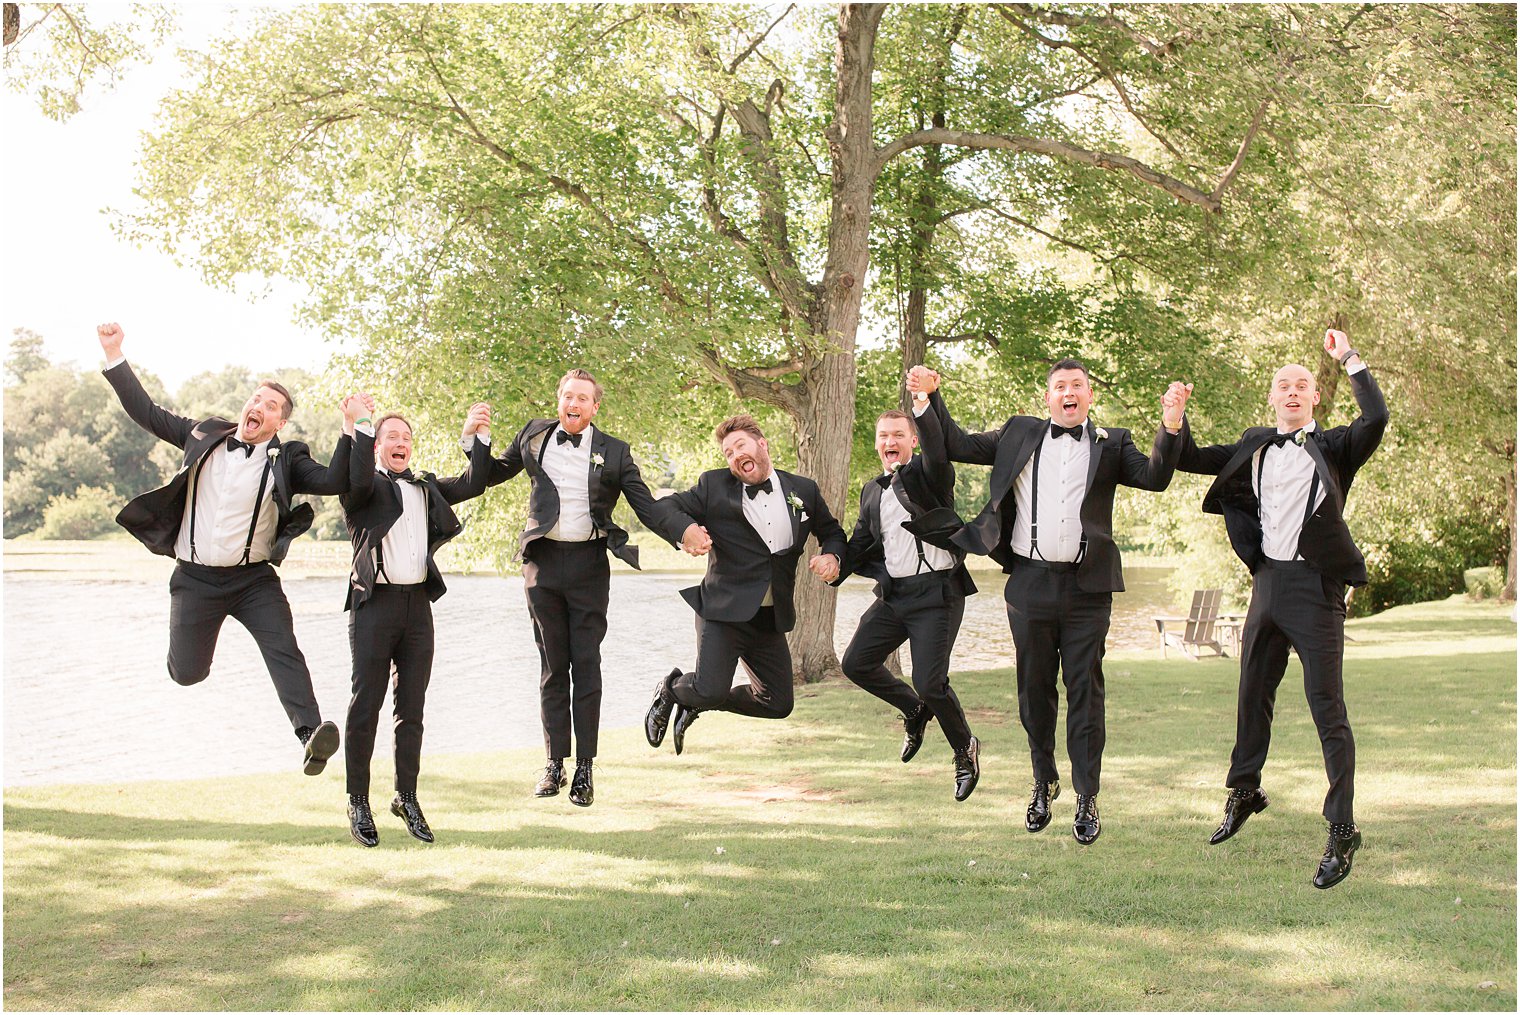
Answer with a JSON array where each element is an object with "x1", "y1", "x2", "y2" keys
[
  {"x1": 390, "y1": 801, "x2": 435, "y2": 843},
  {"x1": 1209, "y1": 796, "x2": 1269, "y2": 845},
  {"x1": 646, "y1": 684, "x2": 672, "y2": 748},
  {"x1": 303, "y1": 722, "x2": 340, "y2": 776}
]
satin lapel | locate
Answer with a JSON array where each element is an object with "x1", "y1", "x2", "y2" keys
[
  {"x1": 777, "y1": 470, "x2": 803, "y2": 549},
  {"x1": 864, "y1": 479, "x2": 886, "y2": 541},
  {"x1": 1302, "y1": 431, "x2": 1339, "y2": 510},
  {"x1": 889, "y1": 468, "x2": 920, "y2": 516},
  {"x1": 996, "y1": 421, "x2": 1045, "y2": 500},
  {"x1": 727, "y1": 471, "x2": 768, "y2": 553},
  {"x1": 1083, "y1": 420, "x2": 1102, "y2": 494},
  {"x1": 588, "y1": 427, "x2": 609, "y2": 513},
  {"x1": 1219, "y1": 429, "x2": 1276, "y2": 487},
  {"x1": 525, "y1": 420, "x2": 557, "y2": 473},
  {"x1": 187, "y1": 420, "x2": 237, "y2": 469},
  {"x1": 268, "y1": 435, "x2": 291, "y2": 510}
]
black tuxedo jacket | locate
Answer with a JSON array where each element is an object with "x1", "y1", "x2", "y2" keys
[
  {"x1": 834, "y1": 400, "x2": 976, "y2": 598},
  {"x1": 103, "y1": 360, "x2": 371, "y2": 565},
  {"x1": 655, "y1": 468, "x2": 849, "y2": 632},
  {"x1": 483, "y1": 419, "x2": 664, "y2": 569},
  {"x1": 341, "y1": 436, "x2": 492, "y2": 609},
  {"x1": 929, "y1": 389, "x2": 1181, "y2": 593},
  {"x1": 1177, "y1": 367, "x2": 1388, "y2": 586}
]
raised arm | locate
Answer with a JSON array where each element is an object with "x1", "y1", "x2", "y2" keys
[
  {"x1": 1325, "y1": 329, "x2": 1388, "y2": 471},
  {"x1": 831, "y1": 484, "x2": 880, "y2": 584},
  {"x1": 906, "y1": 366, "x2": 999, "y2": 466},
  {"x1": 291, "y1": 395, "x2": 373, "y2": 496},
  {"x1": 1118, "y1": 380, "x2": 1188, "y2": 491},
  {"x1": 97, "y1": 323, "x2": 197, "y2": 448},
  {"x1": 436, "y1": 403, "x2": 495, "y2": 505}
]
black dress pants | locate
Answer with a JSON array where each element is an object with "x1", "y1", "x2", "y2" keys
[
  {"x1": 840, "y1": 571, "x2": 972, "y2": 750},
  {"x1": 1004, "y1": 558, "x2": 1112, "y2": 796},
  {"x1": 167, "y1": 560, "x2": 322, "y2": 731},
  {"x1": 672, "y1": 607, "x2": 793, "y2": 719},
  {"x1": 1228, "y1": 559, "x2": 1356, "y2": 824},
  {"x1": 346, "y1": 584, "x2": 435, "y2": 796},
  {"x1": 522, "y1": 538, "x2": 611, "y2": 759}
]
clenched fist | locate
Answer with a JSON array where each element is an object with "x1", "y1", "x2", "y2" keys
[
  {"x1": 462, "y1": 402, "x2": 492, "y2": 439},
  {"x1": 97, "y1": 322, "x2": 124, "y2": 359},
  {"x1": 1161, "y1": 381, "x2": 1193, "y2": 430},
  {"x1": 1324, "y1": 328, "x2": 1351, "y2": 360},
  {"x1": 680, "y1": 523, "x2": 712, "y2": 556},
  {"x1": 808, "y1": 553, "x2": 840, "y2": 582}
]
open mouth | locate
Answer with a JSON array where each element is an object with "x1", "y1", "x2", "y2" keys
[
  {"x1": 242, "y1": 412, "x2": 263, "y2": 437},
  {"x1": 1061, "y1": 397, "x2": 1079, "y2": 413},
  {"x1": 564, "y1": 410, "x2": 581, "y2": 424},
  {"x1": 737, "y1": 457, "x2": 757, "y2": 476},
  {"x1": 882, "y1": 448, "x2": 902, "y2": 464},
  {"x1": 389, "y1": 450, "x2": 409, "y2": 467}
]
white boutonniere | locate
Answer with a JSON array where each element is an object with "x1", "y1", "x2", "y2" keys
[
  {"x1": 1293, "y1": 430, "x2": 1307, "y2": 446},
  {"x1": 591, "y1": 452, "x2": 605, "y2": 469},
  {"x1": 1093, "y1": 427, "x2": 1108, "y2": 442},
  {"x1": 788, "y1": 492, "x2": 804, "y2": 512},
  {"x1": 889, "y1": 460, "x2": 903, "y2": 473},
  {"x1": 268, "y1": 447, "x2": 281, "y2": 462}
]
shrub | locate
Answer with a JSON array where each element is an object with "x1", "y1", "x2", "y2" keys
[{"x1": 37, "y1": 486, "x2": 121, "y2": 540}]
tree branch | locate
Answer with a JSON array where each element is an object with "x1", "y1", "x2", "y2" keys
[
  {"x1": 874, "y1": 127, "x2": 1221, "y2": 212},
  {"x1": 727, "y1": 4, "x2": 796, "y2": 74},
  {"x1": 698, "y1": 346, "x2": 802, "y2": 413},
  {"x1": 927, "y1": 330, "x2": 1000, "y2": 350},
  {"x1": 999, "y1": 3, "x2": 1181, "y2": 58},
  {"x1": 1209, "y1": 94, "x2": 1271, "y2": 205}
]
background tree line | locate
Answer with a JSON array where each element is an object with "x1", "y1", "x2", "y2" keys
[{"x1": 4, "y1": 3, "x2": 1513, "y2": 677}]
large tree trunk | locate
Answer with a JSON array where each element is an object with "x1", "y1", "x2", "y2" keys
[
  {"x1": 1505, "y1": 440, "x2": 1517, "y2": 602},
  {"x1": 783, "y1": 3, "x2": 885, "y2": 682}
]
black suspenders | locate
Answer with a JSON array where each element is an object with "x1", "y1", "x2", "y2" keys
[
  {"x1": 188, "y1": 445, "x2": 274, "y2": 565},
  {"x1": 1256, "y1": 439, "x2": 1320, "y2": 561},
  {"x1": 1028, "y1": 435, "x2": 1088, "y2": 563}
]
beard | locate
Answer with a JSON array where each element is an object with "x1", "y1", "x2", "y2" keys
[{"x1": 727, "y1": 446, "x2": 773, "y2": 485}]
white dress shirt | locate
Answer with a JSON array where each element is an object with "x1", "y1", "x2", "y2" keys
[
  {"x1": 880, "y1": 477, "x2": 954, "y2": 578},
  {"x1": 541, "y1": 425, "x2": 597, "y2": 542},
  {"x1": 174, "y1": 437, "x2": 280, "y2": 566},
  {"x1": 1010, "y1": 423, "x2": 1091, "y2": 562},
  {"x1": 375, "y1": 470, "x2": 429, "y2": 585},
  {"x1": 742, "y1": 474, "x2": 793, "y2": 606}
]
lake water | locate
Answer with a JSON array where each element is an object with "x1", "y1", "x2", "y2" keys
[{"x1": 2, "y1": 564, "x2": 1176, "y2": 786}]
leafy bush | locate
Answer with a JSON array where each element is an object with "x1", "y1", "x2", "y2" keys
[{"x1": 36, "y1": 486, "x2": 120, "y2": 540}]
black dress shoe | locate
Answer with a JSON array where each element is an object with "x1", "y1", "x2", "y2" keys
[
  {"x1": 1313, "y1": 823, "x2": 1362, "y2": 889},
  {"x1": 1073, "y1": 794, "x2": 1101, "y2": 844},
  {"x1": 348, "y1": 797, "x2": 378, "y2": 848},
  {"x1": 534, "y1": 759, "x2": 567, "y2": 797},
  {"x1": 952, "y1": 735, "x2": 980, "y2": 801},
  {"x1": 900, "y1": 703, "x2": 933, "y2": 763},
  {"x1": 1025, "y1": 779, "x2": 1061, "y2": 833},
  {"x1": 1210, "y1": 787, "x2": 1269, "y2": 845},
  {"x1": 568, "y1": 760, "x2": 594, "y2": 807},
  {"x1": 302, "y1": 720, "x2": 340, "y2": 776},
  {"x1": 672, "y1": 704, "x2": 701, "y2": 755},
  {"x1": 645, "y1": 669, "x2": 681, "y2": 748},
  {"x1": 390, "y1": 794, "x2": 434, "y2": 843}
]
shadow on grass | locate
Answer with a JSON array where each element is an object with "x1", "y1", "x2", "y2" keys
[{"x1": 5, "y1": 649, "x2": 1516, "y2": 1010}]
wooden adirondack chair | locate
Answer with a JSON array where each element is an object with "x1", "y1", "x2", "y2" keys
[{"x1": 1154, "y1": 589, "x2": 1226, "y2": 659}]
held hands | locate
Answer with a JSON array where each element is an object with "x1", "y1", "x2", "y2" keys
[
  {"x1": 680, "y1": 523, "x2": 712, "y2": 556},
  {"x1": 340, "y1": 393, "x2": 373, "y2": 435},
  {"x1": 905, "y1": 365, "x2": 940, "y2": 397},
  {"x1": 1324, "y1": 328, "x2": 1352, "y2": 361},
  {"x1": 1161, "y1": 381, "x2": 1193, "y2": 431},
  {"x1": 808, "y1": 553, "x2": 841, "y2": 583},
  {"x1": 462, "y1": 402, "x2": 492, "y2": 440},
  {"x1": 97, "y1": 322, "x2": 124, "y2": 360}
]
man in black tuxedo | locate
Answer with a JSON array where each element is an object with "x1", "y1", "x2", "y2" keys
[
  {"x1": 96, "y1": 322, "x2": 372, "y2": 774},
  {"x1": 1177, "y1": 329, "x2": 1386, "y2": 889},
  {"x1": 644, "y1": 414, "x2": 849, "y2": 755},
  {"x1": 915, "y1": 361, "x2": 1184, "y2": 844},
  {"x1": 472, "y1": 369, "x2": 667, "y2": 806},
  {"x1": 833, "y1": 388, "x2": 981, "y2": 801},
  {"x1": 340, "y1": 404, "x2": 493, "y2": 846}
]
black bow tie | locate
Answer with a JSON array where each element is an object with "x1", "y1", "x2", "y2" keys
[
  {"x1": 875, "y1": 473, "x2": 895, "y2": 489},
  {"x1": 1267, "y1": 429, "x2": 1305, "y2": 449},
  {"x1": 745, "y1": 477, "x2": 774, "y2": 499},
  {"x1": 389, "y1": 468, "x2": 417, "y2": 483},
  {"x1": 556, "y1": 429, "x2": 583, "y2": 448},
  {"x1": 1050, "y1": 423, "x2": 1084, "y2": 440},
  {"x1": 225, "y1": 436, "x2": 256, "y2": 458}
]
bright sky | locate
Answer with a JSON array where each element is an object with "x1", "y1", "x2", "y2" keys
[{"x1": 1, "y1": 4, "x2": 331, "y2": 388}]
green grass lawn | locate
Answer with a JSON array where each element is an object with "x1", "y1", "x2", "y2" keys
[{"x1": 4, "y1": 597, "x2": 1514, "y2": 1010}]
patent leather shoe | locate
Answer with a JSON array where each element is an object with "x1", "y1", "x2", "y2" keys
[
  {"x1": 645, "y1": 669, "x2": 681, "y2": 748},
  {"x1": 534, "y1": 758, "x2": 567, "y2": 797},
  {"x1": 1210, "y1": 787, "x2": 1269, "y2": 845},
  {"x1": 1313, "y1": 824, "x2": 1362, "y2": 889},
  {"x1": 900, "y1": 703, "x2": 933, "y2": 763},
  {"x1": 1025, "y1": 779, "x2": 1060, "y2": 833},
  {"x1": 1073, "y1": 794, "x2": 1101, "y2": 844},
  {"x1": 348, "y1": 798, "x2": 378, "y2": 848},
  {"x1": 952, "y1": 735, "x2": 980, "y2": 801},
  {"x1": 568, "y1": 760, "x2": 594, "y2": 807},
  {"x1": 390, "y1": 794, "x2": 434, "y2": 843},
  {"x1": 302, "y1": 720, "x2": 340, "y2": 776},
  {"x1": 672, "y1": 704, "x2": 701, "y2": 755}
]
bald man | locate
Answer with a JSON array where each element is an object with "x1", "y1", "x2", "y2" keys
[{"x1": 1174, "y1": 328, "x2": 1387, "y2": 889}]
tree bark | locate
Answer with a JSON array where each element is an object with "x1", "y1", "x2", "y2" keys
[
  {"x1": 1505, "y1": 440, "x2": 1517, "y2": 601},
  {"x1": 782, "y1": 3, "x2": 884, "y2": 682}
]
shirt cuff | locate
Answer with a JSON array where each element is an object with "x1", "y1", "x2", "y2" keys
[
  {"x1": 1346, "y1": 359, "x2": 1367, "y2": 376},
  {"x1": 106, "y1": 355, "x2": 126, "y2": 370},
  {"x1": 460, "y1": 433, "x2": 492, "y2": 452},
  {"x1": 355, "y1": 422, "x2": 374, "y2": 438},
  {"x1": 911, "y1": 400, "x2": 929, "y2": 417}
]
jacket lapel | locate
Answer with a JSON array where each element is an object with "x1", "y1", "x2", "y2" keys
[
  {"x1": 268, "y1": 435, "x2": 291, "y2": 511},
  {"x1": 993, "y1": 420, "x2": 1044, "y2": 502},
  {"x1": 1083, "y1": 420, "x2": 1102, "y2": 495},
  {"x1": 1302, "y1": 430, "x2": 1341, "y2": 513},
  {"x1": 588, "y1": 427, "x2": 609, "y2": 514}
]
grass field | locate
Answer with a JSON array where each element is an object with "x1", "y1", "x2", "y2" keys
[{"x1": 3, "y1": 597, "x2": 1514, "y2": 1010}]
